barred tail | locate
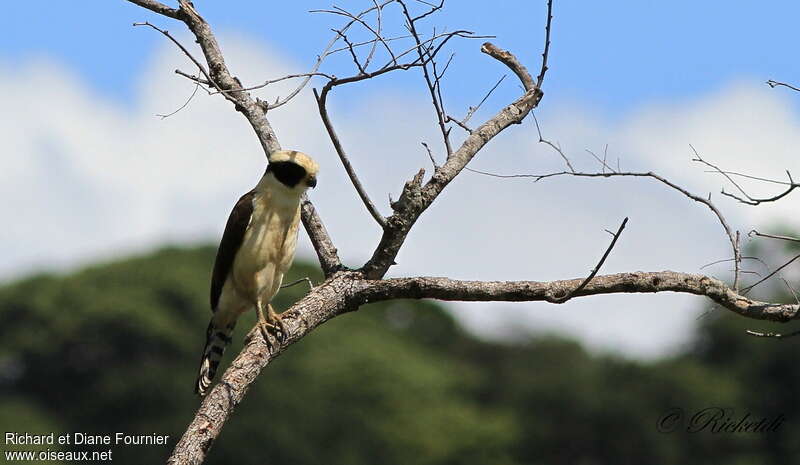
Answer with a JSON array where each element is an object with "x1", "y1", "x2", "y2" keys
[{"x1": 195, "y1": 320, "x2": 235, "y2": 396}]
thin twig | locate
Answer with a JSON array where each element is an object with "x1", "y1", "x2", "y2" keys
[
  {"x1": 767, "y1": 79, "x2": 800, "y2": 92},
  {"x1": 318, "y1": 3, "x2": 396, "y2": 68},
  {"x1": 720, "y1": 179, "x2": 798, "y2": 206},
  {"x1": 447, "y1": 117, "x2": 472, "y2": 133},
  {"x1": 746, "y1": 328, "x2": 800, "y2": 339},
  {"x1": 467, "y1": 167, "x2": 741, "y2": 289},
  {"x1": 132, "y1": 22, "x2": 237, "y2": 107},
  {"x1": 280, "y1": 277, "x2": 315, "y2": 290},
  {"x1": 692, "y1": 146, "x2": 798, "y2": 206},
  {"x1": 411, "y1": 0, "x2": 445, "y2": 22},
  {"x1": 314, "y1": 88, "x2": 387, "y2": 227},
  {"x1": 335, "y1": 29, "x2": 367, "y2": 74},
  {"x1": 692, "y1": 148, "x2": 752, "y2": 199},
  {"x1": 700, "y1": 256, "x2": 765, "y2": 270},
  {"x1": 536, "y1": 0, "x2": 554, "y2": 89},
  {"x1": 175, "y1": 69, "x2": 212, "y2": 88},
  {"x1": 327, "y1": 33, "x2": 411, "y2": 57},
  {"x1": 585, "y1": 148, "x2": 616, "y2": 173},
  {"x1": 739, "y1": 270, "x2": 763, "y2": 276},
  {"x1": 252, "y1": 0, "x2": 396, "y2": 110},
  {"x1": 741, "y1": 253, "x2": 800, "y2": 295},
  {"x1": 157, "y1": 81, "x2": 201, "y2": 119},
  {"x1": 387, "y1": 30, "x2": 485, "y2": 66},
  {"x1": 532, "y1": 114, "x2": 574, "y2": 172},
  {"x1": 321, "y1": 31, "x2": 476, "y2": 92},
  {"x1": 709, "y1": 170, "x2": 795, "y2": 186},
  {"x1": 311, "y1": 26, "x2": 469, "y2": 230},
  {"x1": 750, "y1": 230, "x2": 800, "y2": 243},
  {"x1": 207, "y1": 73, "x2": 335, "y2": 96},
  {"x1": 398, "y1": 0, "x2": 454, "y2": 157},
  {"x1": 434, "y1": 53, "x2": 455, "y2": 80},
  {"x1": 783, "y1": 277, "x2": 800, "y2": 305},
  {"x1": 464, "y1": 167, "x2": 540, "y2": 178},
  {"x1": 421, "y1": 142, "x2": 438, "y2": 168},
  {"x1": 549, "y1": 217, "x2": 629, "y2": 303},
  {"x1": 452, "y1": 74, "x2": 506, "y2": 129},
  {"x1": 735, "y1": 230, "x2": 741, "y2": 291}
]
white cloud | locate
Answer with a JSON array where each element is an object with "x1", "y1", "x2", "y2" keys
[{"x1": 2, "y1": 37, "x2": 799, "y2": 359}]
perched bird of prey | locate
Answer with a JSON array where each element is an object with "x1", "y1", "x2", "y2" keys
[{"x1": 195, "y1": 150, "x2": 319, "y2": 396}]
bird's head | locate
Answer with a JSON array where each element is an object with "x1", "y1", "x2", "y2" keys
[{"x1": 265, "y1": 150, "x2": 319, "y2": 194}]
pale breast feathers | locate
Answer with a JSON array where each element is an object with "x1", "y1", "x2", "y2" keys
[{"x1": 232, "y1": 192, "x2": 301, "y2": 300}]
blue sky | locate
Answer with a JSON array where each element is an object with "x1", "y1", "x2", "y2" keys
[
  {"x1": 3, "y1": 1, "x2": 800, "y2": 357},
  {"x1": 4, "y1": 1, "x2": 799, "y2": 114}
]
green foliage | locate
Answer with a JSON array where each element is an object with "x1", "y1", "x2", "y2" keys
[{"x1": 0, "y1": 244, "x2": 798, "y2": 464}]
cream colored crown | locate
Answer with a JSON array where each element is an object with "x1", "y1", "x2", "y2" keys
[{"x1": 268, "y1": 150, "x2": 319, "y2": 176}]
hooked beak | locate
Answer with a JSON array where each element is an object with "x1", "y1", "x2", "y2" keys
[{"x1": 307, "y1": 176, "x2": 317, "y2": 188}]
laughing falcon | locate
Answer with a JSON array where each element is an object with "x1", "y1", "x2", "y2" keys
[{"x1": 195, "y1": 150, "x2": 319, "y2": 396}]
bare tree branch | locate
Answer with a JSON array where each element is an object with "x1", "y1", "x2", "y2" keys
[
  {"x1": 207, "y1": 72, "x2": 335, "y2": 96},
  {"x1": 721, "y1": 174, "x2": 798, "y2": 205},
  {"x1": 127, "y1": 0, "x2": 180, "y2": 18},
  {"x1": 165, "y1": 271, "x2": 365, "y2": 465},
  {"x1": 549, "y1": 217, "x2": 628, "y2": 303},
  {"x1": 536, "y1": 0, "x2": 554, "y2": 88},
  {"x1": 481, "y1": 42, "x2": 536, "y2": 91},
  {"x1": 174, "y1": 69, "x2": 212, "y2": 88},
  {"x1": 767, "y1": 79, "x2": 800, "y2": 92},
  {"x1": 168, "y1": 263, "x2": 800, "y2": 464},
  {"x1": 280, "y1": 276, "x2": 315, "y2": 290},
  {"x1": 421, "y1": 141, "x2": 439, "y2": 167},
  {"x1": 126, "y1": 1, "x2": 339, "y2": 276},
  {"x1": 143, "y1": 1, "x2": 282, "y2": 153},
  {"x1": 362, "y1": 42, "x2": 545, "y2": 279},
  {"x1": 750, "y1": 230, "x2": 800, "y2": 243},
  {"x1": 308, "y1": 10, "x2": 483, "y2": 228},
  {"x1": 448, "y1": 74, "x2": 507, "y2": 132},
  {"x1": 313, "y1": 88, "x2": 387, "y2": 227},
  {"x1": 156, "y1": 81, "x2": 201, "y2": 119},
  {"x1": 692, "y1": 147, "x2": 799, "y2": 206},
  {"x1": 700, "y1": 256, "x2": 766, "y2": 270},
  {"x1": 317, "y1": 3, "x2": 395, "y2": 69},
  {"x1": 398, "y1": 0, "x2": 454, "y2": 157},
  {"x1": 713, "y1": 169, "x2": 796, "y2": 186},
  {"x1": 533, "y1": 113, "x2": 575, "y2": 172},
  {"x1": 234, "y1": 0, "x2": 398, "y2": 110},
  {"x1": 133, "y1": 22, "x2": 233, "y2": 103},
  {"x1": 326, "y1": 33, "x2": 411, "y2": 57},
  {"x1": 741, "y1": 253, "x2": 800, "y2": 295},
  {"x1": 363, "y1": 272, "x2": 800, "y2": 321},
  {"x1": 464, "y1": 167, "x2": 742, "y2": 289}
]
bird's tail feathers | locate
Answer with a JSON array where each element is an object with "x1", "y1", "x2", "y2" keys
[{"x1": 195, "y1": 319, "x2": 235, "y2": 397}]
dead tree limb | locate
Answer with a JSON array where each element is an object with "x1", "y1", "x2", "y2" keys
[
  {"x1": 128, "y1": 0, "x2": 341, "y2": 276},
  {"x1": 166, "y1": 268, "x2": 800, "y2": 464}
]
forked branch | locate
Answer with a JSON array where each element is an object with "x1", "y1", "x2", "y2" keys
[
  {"x1": 127, "y1": 0, "x2": 341, "y2": 275},
  {"x1": 313, "y1": 87, "x2": 387, "y2": 227},
  {"x1": 362, "y1": 40, "x2": 546, "y2": 278},
  {"x1": 167, "y1": 267, "x2": 800, "y2": 465}
]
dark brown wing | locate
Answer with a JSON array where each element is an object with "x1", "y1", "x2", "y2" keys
[{"x1": 210, "y1": 190, "x2": 255, "y2": 310}]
